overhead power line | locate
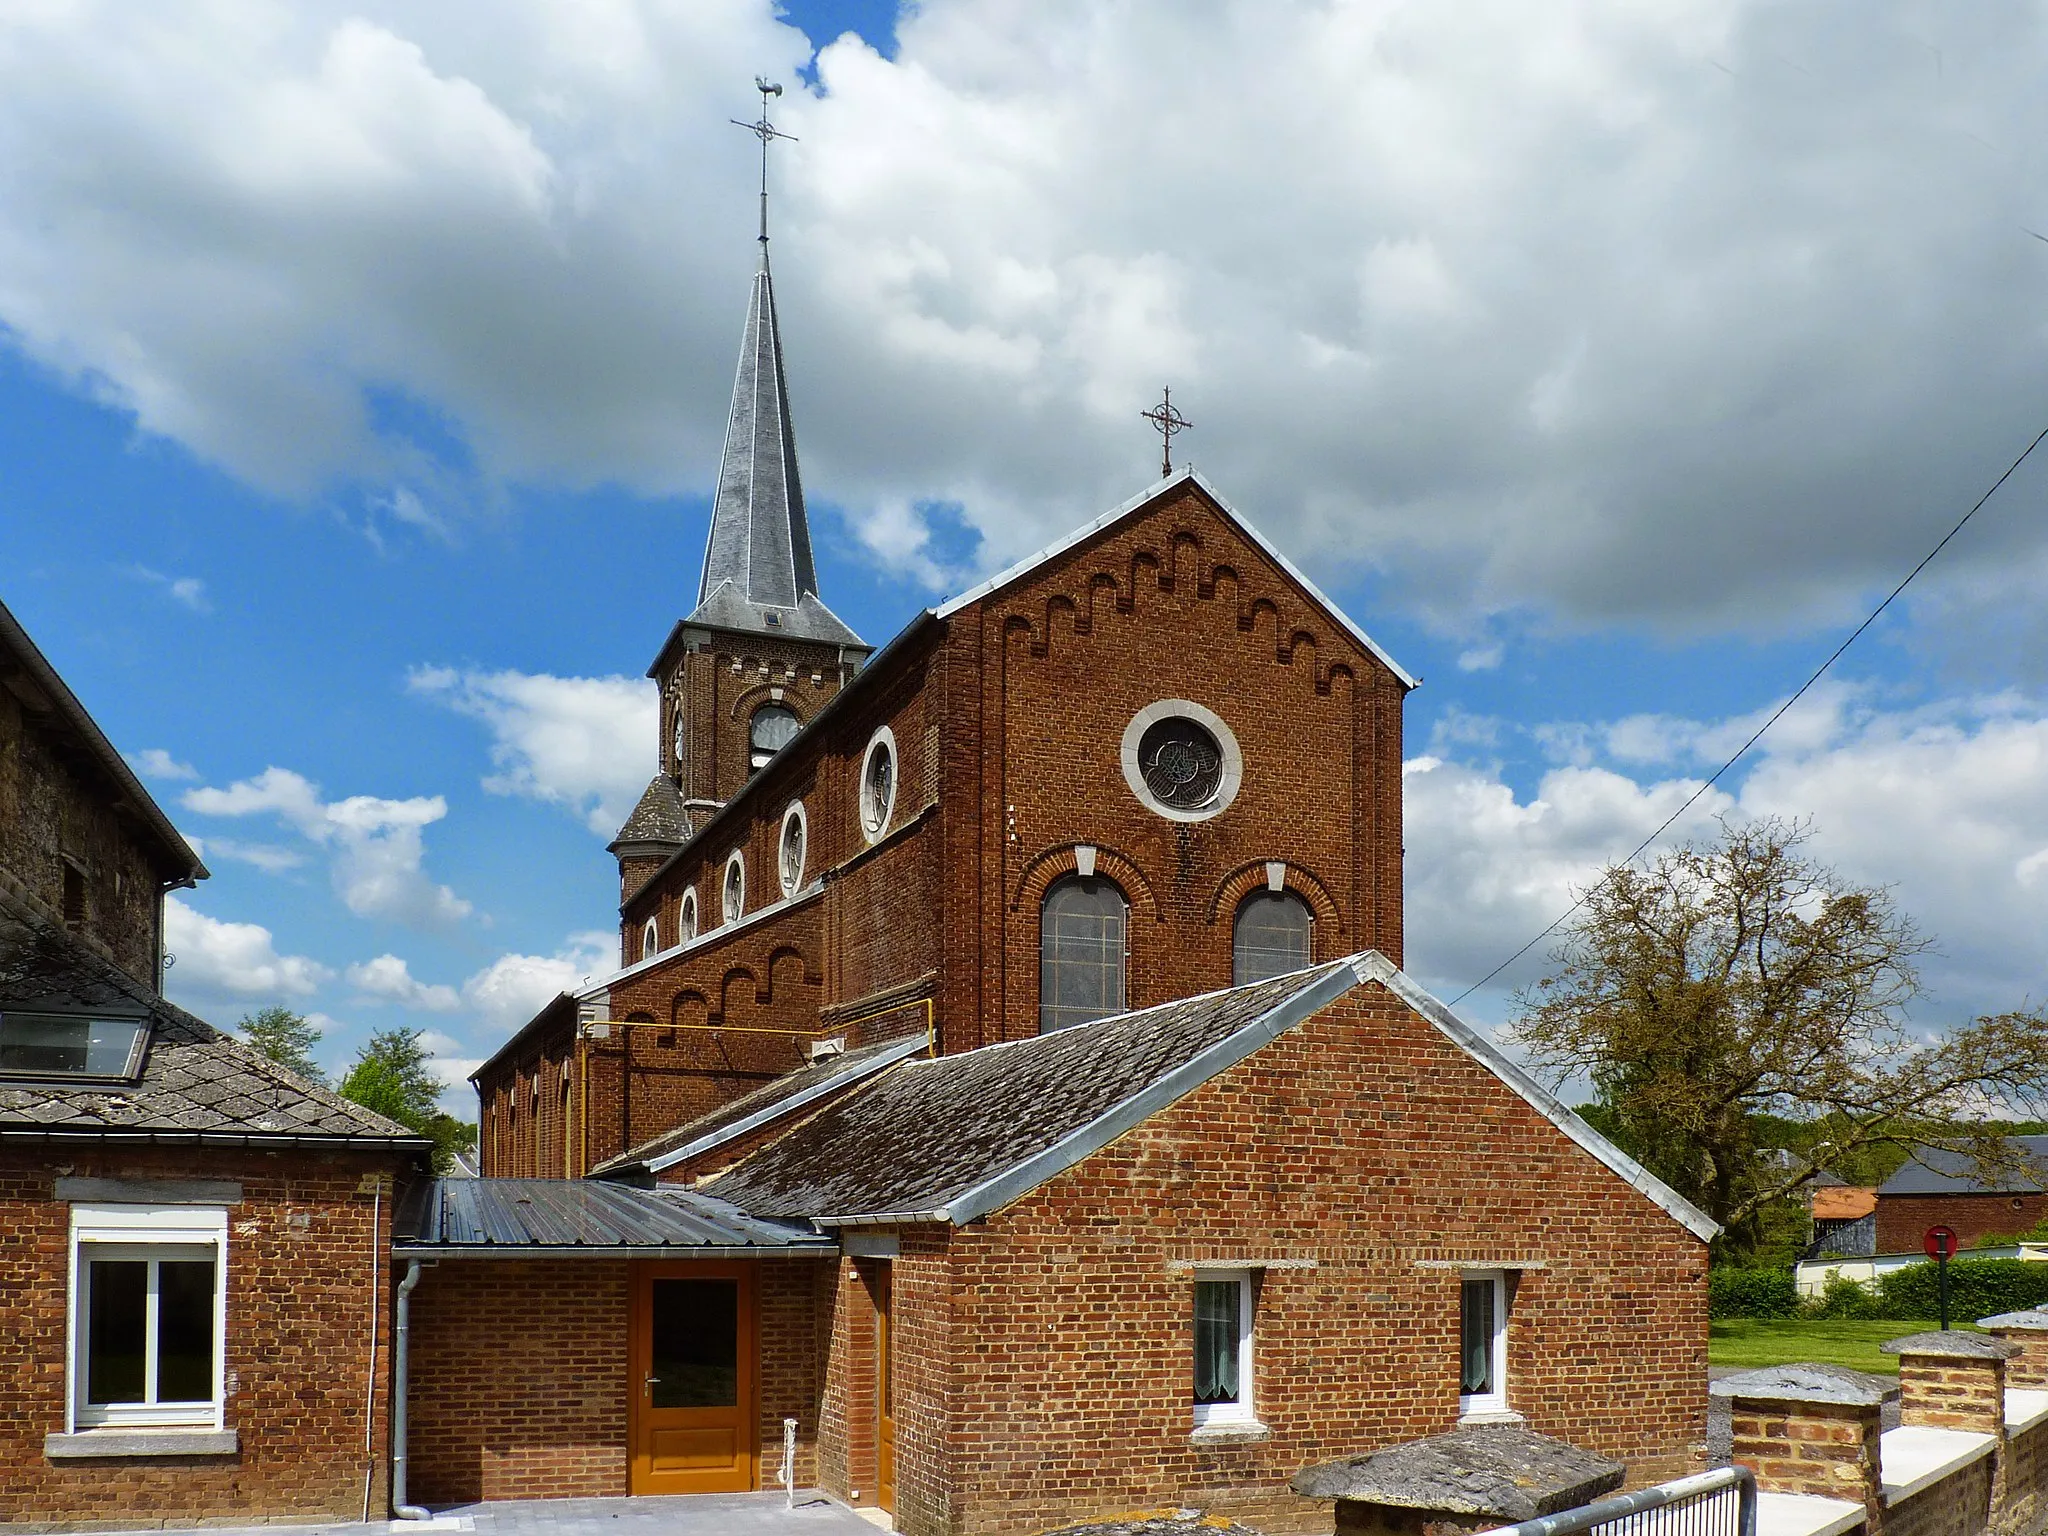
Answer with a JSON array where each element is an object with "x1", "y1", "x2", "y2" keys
[{"x1": 1448, "y1": 415, "x2": 2048, "y2": 1008}]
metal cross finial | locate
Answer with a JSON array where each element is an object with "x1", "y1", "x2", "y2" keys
[
  {"x1": 1141, "y1": 388, "x2": 1192, "y2": 479},
  {"x1": 731, "y1": 77, "x2": 797, "y2": 248}
]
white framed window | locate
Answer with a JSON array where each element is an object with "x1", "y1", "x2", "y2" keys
[
  {"x1": 779, "y1": 801, "x2": 808, "y2": 897},
  {"x1": 1191, "y1": 1270, "x2": 1254, "y2": 1426},
  {"x1": 750, "y1": 704, "x2": 802, "y2": 771},
  {"x1": 641, "y1": 916, "x2": 660, "y2": 961},
  {"x1": 858, "y1": 726, "x2": 897, "y2": 845},
  {"x1": 678, "y1": 888, "x2": 699, "y2": 945},
  {"x1": 69, "y1": 1205, "x2": 228, "y2": 1432},
  {"x1": 1459, "y1": 1270, "x2": 1509, "y2": 1416},
  {"x1": 722, "y1": 853, "x2": 746, "y2": 924}
]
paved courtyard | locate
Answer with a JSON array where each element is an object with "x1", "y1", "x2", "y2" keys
[{"x1": 80, "y1": 1492, "x2": 887, "y2": 1536}]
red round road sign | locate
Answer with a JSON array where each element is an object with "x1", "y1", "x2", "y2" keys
[{"x1": 1925, "y1": 1225, "x2": 1958, "y2": 1260}]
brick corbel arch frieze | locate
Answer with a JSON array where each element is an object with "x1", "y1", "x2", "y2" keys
[
  {"x1": 1207, "y1": 860, "x2": 1345, "y2": 949},
  {"x1": 1010, "y1": 843, "x2": 1161, "y2": 922},
  {"x1": 727, "y1": 681, "x2": 814, "y2": 725}
]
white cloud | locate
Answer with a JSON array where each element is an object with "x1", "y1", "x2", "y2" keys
[
  {"x1": 199, "y1": 837, "x2": 307, "y2": 874},
  {"x1": 7, "y1": 3, "x2": 2048, "y2": 634},
  {"x1": 1407, "y1": 692, "x2": 2048, "y2": 1027},
  {"x1": 346, "y1": 952, "x2": 461, "y2": 1010},
  {"x1": 128, "y1": 747, "x2": 198, "y2": 780},
  {"x1": 461, "y1": 931, "x2": 615, "y2": 1038},
  {"x1": 417, "y1": 1029, "x2": 482, "y2": 1094},
  {"x1": 182, "y1": 766, "x2": 472, "y2": 927},
  {"x1": 162, "y1": 895, "x2": 332, "y2": 1002},
  {"x1": 126, "y1": 566, "x2": 211, "y2": 613},
  {"x1": 409, "y1": 666, "x2": 654, "y2": 836},
  {"x1": 1456, "y1": 644, "x2": 1504, "y2": 674}
]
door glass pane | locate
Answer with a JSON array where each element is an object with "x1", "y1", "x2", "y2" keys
[
  {"x1": 649, "y1": 1278, "x2": 738, "y2": 1408},
  {"x1": 157, "y1": 1260, "x2": 216, "y2": 1402},
  {"x1": 1192, "y1": 1279, "x2": 1240, "y2": 1405},
  {"x1": 1461, "y1": 1277, "x2": 1495, "y2": 1395},
  {"x1": 87, "y1": 1260, "x2": 147, "y2": 1404}
]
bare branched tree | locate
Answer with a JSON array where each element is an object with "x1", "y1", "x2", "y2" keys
[{"x1": 1513, "y1": 816, "x2": 2048, "y2": 1254}]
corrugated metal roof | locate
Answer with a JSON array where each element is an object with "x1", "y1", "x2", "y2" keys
[{"x1": 392, "y1": 1177, "x2": 835, "y2": 1257}]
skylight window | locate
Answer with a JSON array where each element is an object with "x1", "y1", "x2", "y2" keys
[{"x1": 0, "y1": 1012, "x2": 149, "y2": 1081}]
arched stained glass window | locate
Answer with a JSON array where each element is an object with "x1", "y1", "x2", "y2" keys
[
  {"x1": 678, "y1": 888, "x2": 698, "y2": 945},
  {"x1": 641, "y1": 916, "x2": 660, "y2": 961},
  {"x1": 1039, "y1": 876, "x2": 1128, "y2": 1034},
  {"x1": 750, "y1": 704, "x2": 801, "y2": 770},
  {"x1": 1232, "y1": 890, "x2": 1312, "y2": 984}
]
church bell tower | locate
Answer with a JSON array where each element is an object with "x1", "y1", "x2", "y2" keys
[{"x1": 609, "y1": 82, "x2": 869, "y2": 904}]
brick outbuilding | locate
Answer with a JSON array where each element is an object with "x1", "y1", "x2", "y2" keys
[{"x1": 411, "y1": 954, "x2": 1716, "y2": 1534}]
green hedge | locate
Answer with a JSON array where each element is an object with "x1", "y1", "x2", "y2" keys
[
  {"x1": 1875, "y1": 1258, "x2": 2048, "y2": 1320},
  {"x1": 1711, "y1": 1266, "x2": 1800, "y2": 1319}
]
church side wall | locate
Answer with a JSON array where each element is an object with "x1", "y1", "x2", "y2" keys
[{"x1": 927, "y1": 984, "x2": 1708, "y2": 1536}]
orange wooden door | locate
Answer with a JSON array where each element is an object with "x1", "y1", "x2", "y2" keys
[
  {"x1": 629, "y1": 1262, "x2": 757, "y2": 1495},
  {"x1": 876, "y1": 1263, "x2": 895, "y2": 1513}
]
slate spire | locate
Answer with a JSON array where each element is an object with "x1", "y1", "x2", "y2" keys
[{"x1": 687, "y1": 244, "x2": 861, "y2": 645}]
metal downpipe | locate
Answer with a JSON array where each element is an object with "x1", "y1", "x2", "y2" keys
[{"x1": 392, "y1": 1260, "x2": 431, "y2": 1521}]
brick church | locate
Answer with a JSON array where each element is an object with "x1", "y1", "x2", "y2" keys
[{"x1": 423, "y1": 211, "x2": 1720, "y2": 1534}]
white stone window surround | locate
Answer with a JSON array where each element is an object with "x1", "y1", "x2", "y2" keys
[
  {"x1": 68, "y1": 1204, "x2": 229, "y2": 1435},
  {"x1": 1120, "y1": 699, "x2": 1244, "y2": 823},
  {"x1": 1191, "y1": 1267, "x2": 1257, "y2": 1429},
  {"x1": 678, "y1": 887, "x2": 699, "y2": 945},
  {"x1": 779, "y1": 801, "x2": 808, "y2": 897},
  {"x1": 1459, "y1": 1268, "x2": 1511, "y2": 1419},
  {"x1": 641, "y1": 916, "x2": 660, "y2": 961},
  {"x1": 858, "y1": 726, "x2": 898, "y2": 846},
  {"x1": 722, "y1": 851, "x2": 746, "y2": 924}
]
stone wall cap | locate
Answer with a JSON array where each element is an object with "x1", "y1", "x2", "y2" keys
[
  {"x1": 1881, "y1": 1331, "x2": 2021, "y2": 1359},
  {"x1": 1712, "y1": 1364, "x2": 1896, "y2": 1406},
  {"x1": 1288, "y1": 1424, "x2": 1625, "y2": 1519},
  {"x1": 1980, "y1": 1311, "x2": 2048, "y2": 1332}
]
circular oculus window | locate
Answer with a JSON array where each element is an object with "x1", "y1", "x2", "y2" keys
[
  {"x1": 779, "y1": 802, "x2": 808, "y2": 896},
  {"x1": 858, "y1": 726, "x2": 898, "y2": 845},
  {"x1": 722, "y1": 853, "x2": 745, "y2": 924},
  {"x1": 1120, "y1": 700, "x2": 1243, "y2": 822}
]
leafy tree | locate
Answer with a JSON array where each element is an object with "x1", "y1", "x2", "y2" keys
[
  {"x1": 339, "y1": 1026, "x2": 475, "y2": 1173},
  {"x1": 236, "y1": 1005, "x2": 324, "y2": 1084},
  {"x1": 1515, "y1": 816, "x2": 2048, "y2": 1258}
]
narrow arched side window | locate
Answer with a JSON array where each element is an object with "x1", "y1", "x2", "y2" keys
[
  {"x1": 678, "y1": 888, "x2": 699, "y2": 946},
  {"x1": 750, "y1": 704, "x2": 801, "y2": 771},
  {"x1": 723, "y1": 854, "x2": 745, "y2": 924},
  {"x1": 1039, "y1": 875, "x2": 1128, "y2": 1034},
  {"x1": 641, "y1": 916, "x2": 660, "y2": 962},
  {"x1": 1232, "y1": 890, "x2": 1312, "y2": 984}
]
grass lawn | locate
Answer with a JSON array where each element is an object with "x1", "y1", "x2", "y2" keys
[{"x1": 1709, "y1": 1318, "x2": 1976, "y2": 1375}]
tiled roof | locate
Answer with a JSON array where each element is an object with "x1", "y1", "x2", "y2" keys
[
  {"x1": 1812, "y1": 1186, "x2": 1877, "y2": 1220},
  {"x1": 0, "y1": 884, "x2": 425, "y2": 1144},
  {"x1": 704, "y1": 952, "x2": 1720, "y2": 1242},
  {"x1": 1880, "y1": 1138, "x2": 2048, "y2": 1196},
  {"x1": 611, "y1": 774, "x2": 692, "y2": 848},
  {"x1": 393, "y1": 1176, "x2": 832, "y2": 1255},
  {"x1": 589, "y1": 1032, "x2": 932, "y2": 1179},
  {"x1": 705, "y1": 963, "x2": 1357, "y2": 1223}
]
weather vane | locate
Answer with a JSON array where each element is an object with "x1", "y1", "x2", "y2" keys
[
  {"x1": 1142, "y1": 388, "x2": 1192, "y2": 478},
  {"x1": 731, "y1": 77, "x2": 796, "y2": 246}
]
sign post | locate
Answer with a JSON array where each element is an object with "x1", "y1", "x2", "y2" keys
[{"x1": 1924, "y1": 1225, "x2": 1958, "y2": 1330}]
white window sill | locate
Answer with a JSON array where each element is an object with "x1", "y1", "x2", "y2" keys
[
  {"x1": 46, "y1": 1427, "x2": 237, "y2": 1459},
  {"x1": 1458, "y1": 1409, "x2": 1525, "y2": 1427},
  {"x1": 1190, "y1": 1419, "x2": 1271, "y2": 1444}
]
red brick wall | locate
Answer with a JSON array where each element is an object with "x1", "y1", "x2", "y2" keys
[
  {"x1": 406, "y1": 1256, "x2": 824, "y2": 1504},
  {"x1": 849, "y1": 984, "x2": 1707, "y2": 1536},
  {"x1": 485, "y1": 482, "x2": 1411, "y2": 1181},
  {"x1": 0, "y1": 1145, "x2": 406, "y2": 1529},
  {"x1": 1878, "y1": 1193, "x2": 2048, "y2": 1255}
]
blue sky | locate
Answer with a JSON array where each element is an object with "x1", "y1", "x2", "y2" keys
[{"x1": 4, "y1": 0, "x2": 2047, "y2": 1102}]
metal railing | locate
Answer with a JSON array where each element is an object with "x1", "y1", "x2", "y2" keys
[{"x1": 1478, "y1": 1466, "x2": 1758, "y2": 1536}]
